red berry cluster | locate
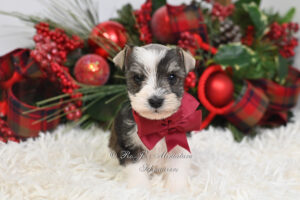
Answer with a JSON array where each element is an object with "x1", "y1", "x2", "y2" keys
[
  {"x1": 31, "y1": 22, "x2": 83, "y2": 69},
  {"x1": 279, "y1": 38, "x2": 299, "y2": 58},
  {"x1": 211, "y1": 3, "x2": 235, "y2": 21},
  {"x1": 184, "y1": 71, "x2": 197, "y2": 91},
  {"x1": 134, "y1": 0, "x2": 153, "y2": 44},
  {"x1": 0, "y1": 119, "x2": 19, "y2": 143},
  {"x1": 242, "y1": 26, "x2": 255, "y2": 46},
  {"x1": 178, "y1": 32, "x2": 197, "y2": 56},
  {"x1": 64, "y1": 103, "x2": 82, "y2": 121},
  {"x1": 50, "y1": 62, "x2": 83, "y2": 120},
  {"x1": 268, "y1": 22, "x2": 299, "y2": 40},
  {"x1": 267, "y1": 22, "x2": 299, "y2": 58},
  {"x1": 31, "y1": 22, "x2": 84, "y2": 121},
  {"x1": 50, "y1": 63, "x2": 79, "y2": 93}
]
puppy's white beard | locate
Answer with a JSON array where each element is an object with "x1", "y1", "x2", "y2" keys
[{"x1": 129, "y1": 92, "x2": 181, "y2": 120}]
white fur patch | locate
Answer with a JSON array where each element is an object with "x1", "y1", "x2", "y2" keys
[
  {"x1": 124, "y1": 160, "x2": 150, "y2": 189},
  {"x1": 133, "y1": 46, "x2": 166, "y2": 92},
  {"x1": 129, "y1": 89, "x2": 181, "y2": 120}
]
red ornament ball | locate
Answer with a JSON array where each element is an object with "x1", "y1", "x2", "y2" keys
[
  {"x1": 151, "y1": 4, "x2": 206, "y2": 44},
  {"x1": 89, "y1": 21, "x2": 128, "y2": 58},
  {"x1": 205, "y1": 72, "x2": 234, "y2": 107},
  {"x1": 74, "y1": 54, "x2": 110, "y2": 86},
  {"x1": 151, "y1": 6, "x2": 176, "y2": 44}
]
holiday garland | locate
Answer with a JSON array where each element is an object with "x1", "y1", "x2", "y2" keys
[{"x1": 0, "y1": 0, "x2": 299, "y2": 142}]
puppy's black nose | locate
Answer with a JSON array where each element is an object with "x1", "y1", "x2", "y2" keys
[{"x1": 148, "y1": 96, "x2": 164, "y2": 109}]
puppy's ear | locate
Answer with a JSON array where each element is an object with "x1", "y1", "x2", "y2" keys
[
  {"x1": 113, "y1": 45, "x2": 132, "y2": 70},
  {"x1": 179, "y1": 48, "x2": 196, "y2": 73}
]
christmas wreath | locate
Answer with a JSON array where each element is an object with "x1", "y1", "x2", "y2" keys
[{"x1": 0, "y1": 0, "x2": 299, "y2": 142}]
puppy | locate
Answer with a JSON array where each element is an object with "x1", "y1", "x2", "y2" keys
[{"x1": 109, "y1": 44, "x2": 195, "y2": 192}]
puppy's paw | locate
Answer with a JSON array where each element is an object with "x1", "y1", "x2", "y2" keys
[
  {"x1": 163, "y1": 147, "x2": 191, "y2": 193},
  {"x1": 125, "y1": 162, "x2": 150, "y2": 189},
  {"x1": 165, "y1": 175, "x2": 189, "y2": 193},
  {"x1": 127, "y1": 175, "x2": 150, "y2": 189}
]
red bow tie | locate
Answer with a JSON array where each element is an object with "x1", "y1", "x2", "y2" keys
[{"x1": 132, "y1": 92, "x2": 202, "y2": 153}]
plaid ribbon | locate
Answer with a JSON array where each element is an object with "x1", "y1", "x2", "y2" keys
[
  {"x1": 1, "y1": 49, "x2": 59, "y2": 138},
  {"x1": 225, "y1": 81, "x2": 269, "y2": 133},
  {"x1": 167, "y1": 2, "x2": 208, "y2": 43},
  {"x1": 7, "y1": 79, "x2": 61, "y2": 138},
  {"x1": 11, "y1": 49, "x2": 42, "y2": 79},
  {"x1": 251, "y1": 67, "x2": 300, "y2": 126},
  {"x1": 0, "y1": 49, "x2": 18, "y2": 82},
  {"x1": 259, "y1": 110, "x2": 288, "y2": 126},
  {"x1": 251, "y1": 67, "x2": 300, "y2": 112},
  {"x1": 0, "y1": 49, "x2": 42, "y2": 85}
]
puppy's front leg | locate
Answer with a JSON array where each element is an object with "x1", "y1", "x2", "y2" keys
[
  {"x1": 124, "y1": 160, "x2": 150, "y2": 189},
  {"x1": 164, "y1": 147, "x2": 191, "y2": 193}
]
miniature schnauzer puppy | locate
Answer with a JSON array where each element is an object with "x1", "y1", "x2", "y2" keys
[{"x1": 109, "y1": 44, "x2": 195, "y2": 192}]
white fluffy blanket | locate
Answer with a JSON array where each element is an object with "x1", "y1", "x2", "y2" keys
[{"x1": 0, "y1": 108, "x2": 300, "y2": 200}]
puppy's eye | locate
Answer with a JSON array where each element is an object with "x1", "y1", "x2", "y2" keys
[
  {"x1": 168, "y1": 73, "x2": 177, "y2": 85},
  {"x1": 133, "y1": 74, "x2": 144, "y2": 85}
]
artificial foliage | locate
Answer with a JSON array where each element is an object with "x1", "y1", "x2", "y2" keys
[
  {"x1": 0, "y1": 0, "x2": 299, "y2": 142},
  {"x1": 112, "y1": 4, "x2": 142, "y2": 45}
]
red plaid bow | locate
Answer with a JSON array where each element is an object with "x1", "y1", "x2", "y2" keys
[
  {"x1": 132, "y1": 92, "x2": 202, "y2": 152},
  {"x1": 167, "y1": 2, "x2": 208, "y2": 43}
]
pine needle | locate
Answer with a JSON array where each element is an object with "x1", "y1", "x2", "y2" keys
[{"x1": 0, "y1": 0, "x2": 100, "y2": 39}]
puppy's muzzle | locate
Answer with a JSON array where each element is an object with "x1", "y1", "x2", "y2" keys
[{"x1": 148, "y1": 96, "x2": 164, "y2": 109}]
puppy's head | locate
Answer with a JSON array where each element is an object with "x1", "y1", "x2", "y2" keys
[{"x1": 113, "y1": 44, "x2": 195, "y2": 120}]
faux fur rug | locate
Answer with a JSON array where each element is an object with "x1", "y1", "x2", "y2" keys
[{"x1": 0, "y1": 111, "x2": 300, "y2": 200}]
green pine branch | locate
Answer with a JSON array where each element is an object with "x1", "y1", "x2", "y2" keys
[
  {"x1": 111, "y1": 4, "x2": 142, "y2": 46},
  {"x1": 0, "y1": 0, "x2": 99, "y2": 39}
]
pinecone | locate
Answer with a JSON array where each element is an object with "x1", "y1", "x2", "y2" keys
[{"x1": 213, "y1": 19, "x2": 242, "y2": 47}]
